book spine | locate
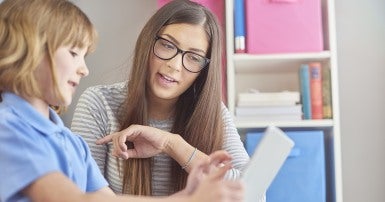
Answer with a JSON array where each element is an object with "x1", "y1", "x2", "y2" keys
[
  {"x1": 299, "y1": 64, "x2": 312, "y2": 119},
  {"x1": 322, "y1": 66, "x2": 333, "y2": 118},
  {"x1": 309, "y1": 62, "x2": 323, "y2": 119},
  {"x1": 234, "y1": 0, "x2": 245, "y2": 53}
]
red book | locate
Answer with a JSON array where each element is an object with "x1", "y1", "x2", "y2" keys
[{"x1": 309, "y1": 62, "x2": 323, "y2": 119}]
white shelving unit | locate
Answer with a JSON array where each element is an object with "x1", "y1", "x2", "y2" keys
[{"x1": 225, "y1": 0, "x2": 343, "y2": 201}]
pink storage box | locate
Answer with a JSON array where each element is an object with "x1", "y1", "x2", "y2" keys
[{"x1": 245, "y1": 0, "x2": 324, "y2": 54}]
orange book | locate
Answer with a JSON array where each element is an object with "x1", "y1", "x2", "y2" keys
[{"x1": 309, "y1": 62, "x2": 323, "y2": 119}]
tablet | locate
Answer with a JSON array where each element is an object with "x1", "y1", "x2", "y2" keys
[{"x1": 242, "y1": 126, "x2": 295, "y2": 202}]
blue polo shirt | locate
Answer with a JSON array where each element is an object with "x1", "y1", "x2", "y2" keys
[{"x1": 0, "y1": 92, "x2": 108, "y2": 202}]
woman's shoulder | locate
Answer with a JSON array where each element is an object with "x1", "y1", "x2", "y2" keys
[
  {"x1": 84, "y1": 81, "x2": 127, "y2": 95},
  {"x1": 79, "y1": 82, "x2": 127, "y2": 109},
  {"x1": 220, "y1": 102, "x2": 231, "y2": 114},
  {"x1": 81, "y1": 81, "x2": 127, "y2": 101}
]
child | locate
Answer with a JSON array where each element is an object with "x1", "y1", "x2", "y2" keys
[{"x1": 0, "y1": 0, "x2": 244, "y2": 201}]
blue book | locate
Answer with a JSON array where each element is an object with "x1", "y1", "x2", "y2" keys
[
  {"x1": 299, "y1": 64, "x2": 312, "y2": 119},
  {"x1": 234, "y1": 0, "x2": 245, "y2": 53}
]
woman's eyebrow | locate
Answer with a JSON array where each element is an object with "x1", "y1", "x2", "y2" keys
[{"x1": 160, "y1": 33, "x2": 207, "y2": 54}]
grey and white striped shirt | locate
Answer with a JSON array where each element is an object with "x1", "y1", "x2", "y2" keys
[{"x1": 71, "y1": 81, "x2": 249, "y2": 196}]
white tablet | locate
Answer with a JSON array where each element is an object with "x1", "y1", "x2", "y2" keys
[{"x1": 242, "y1": 126, "x2": 295, "y2": 202}]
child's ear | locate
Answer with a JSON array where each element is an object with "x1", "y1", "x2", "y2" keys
[{"x1": 50, "y1": 105, "x2": 65, "y2": 114}]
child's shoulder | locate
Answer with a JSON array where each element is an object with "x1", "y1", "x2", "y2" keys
[
  {"x1": 0, "y1": 93, "x2": 32, "y2": 128},
  {"x1": 0, "y1": 105, "x2": 26, "y2": 127}
]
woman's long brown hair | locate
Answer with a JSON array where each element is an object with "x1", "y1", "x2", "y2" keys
[{"x1": 118, "y1": 0, "x2": 224, "y2": 195}]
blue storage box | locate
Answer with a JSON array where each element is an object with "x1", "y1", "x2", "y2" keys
[{"x1": 245, "y1": 130, "x2": 326, "y2": 202}]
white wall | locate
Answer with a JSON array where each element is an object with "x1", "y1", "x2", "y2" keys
[
  {"x1": 60, "y1": 1, "x2": 385, "y2": 201},
  {"x1": 335, "y1": 0, "x2": 385, "y2": 201},
  {"x1": 61, "y1": 0, "x2": 158, "y2": 125}
]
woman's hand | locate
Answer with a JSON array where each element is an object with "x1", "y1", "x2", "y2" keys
[
  {"x1": 96, "y1": 124, "x2": 172, "y2": 159},
  {"x1": 180, "y1": 150, "x2": 244, "y2": 202}
]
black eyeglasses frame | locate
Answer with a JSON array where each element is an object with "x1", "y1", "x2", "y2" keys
[{"x1": 153, "y1": 36, "x2": 210, "y2": 73}]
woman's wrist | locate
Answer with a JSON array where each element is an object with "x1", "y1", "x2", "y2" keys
[
  {"x1": 164, "y1": 134, "x2": 196, "y2": 166},
  {"x1": 163, "y1": 134, "x2": 179, "y2": 156},
  {"x1": 181, "y1": 147, "x2": 197, "y2": 170},
  {"x1": 163, "y1": 133, "x2": 182, "y2": 156}
]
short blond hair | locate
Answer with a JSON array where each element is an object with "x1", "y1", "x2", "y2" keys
[{"x1": 0, "y1": 0, "x2": 97, "y2": 109}]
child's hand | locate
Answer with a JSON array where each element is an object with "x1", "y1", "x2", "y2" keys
[{"x1": 183, "y1": 150, "x2": 244, "y2": 202}]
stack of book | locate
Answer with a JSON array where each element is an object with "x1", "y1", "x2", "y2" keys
[{"x1": 236, "y1": 90, "x2": 302, "y2": 121}]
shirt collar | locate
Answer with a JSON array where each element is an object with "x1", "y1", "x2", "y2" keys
[{"x1": 2, "y1": 92, "x2": 66, "y2": 135}]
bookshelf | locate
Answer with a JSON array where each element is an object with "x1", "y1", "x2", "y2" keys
[{"x1": 225, "y1": 0, "x2": 343, "y2": 202}]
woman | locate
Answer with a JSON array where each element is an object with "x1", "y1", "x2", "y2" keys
[{"x1": 71, "y1": 0, "x2": 249, "y2": 196}]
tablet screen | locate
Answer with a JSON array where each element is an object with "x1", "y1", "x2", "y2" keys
[{"x1": 242, "y1": 126, "x2": 294, "y2": 202}]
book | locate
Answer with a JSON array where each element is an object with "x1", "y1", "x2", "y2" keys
[
  {"x1": 237, "y1": 100, "x2": 299, "y2": 107},
  {"x1": 234, "y1": 0, "x2": 245, "y2": 53},
  {"x1": 236, "y1": 114, "x2": 302, "y2": 121},
  {"x1": 299, "y1": 64, "x2": 312, "y2": 120},
  {"x1": 238, "y1": 91, "x2": 300, "y2": 102},
  {"x1": 237, "y1": 91, "x2": 300, "y2": 107},
  {"x1": 322, "y1": 66, "x2": 333, "y2": 119},
  {"x1": 309, "y1": 62, "x2": 323, "y2": 119},
  {"x1": 235, "y1": 105, "x2": 302, "y2": 116}
]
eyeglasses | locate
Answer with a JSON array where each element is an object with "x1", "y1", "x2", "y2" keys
[{"x1": 153, "y1": 36, "x2": 210, "y2": 73}]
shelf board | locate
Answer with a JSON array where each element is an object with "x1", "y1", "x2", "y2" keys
[
  {"x1": 232, "y1": 51, "x2": 332, "y2": 74},
  {"x1": 234, "y1": 118, "x2": 334, "y2": 128},
  {"x1": 233, "y1": 51, "x2": 331, "y2": 60}
]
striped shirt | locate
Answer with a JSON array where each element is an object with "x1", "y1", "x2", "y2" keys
[{"x1": 71, "y1": 81, "x2": 249, "y2": 196}]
